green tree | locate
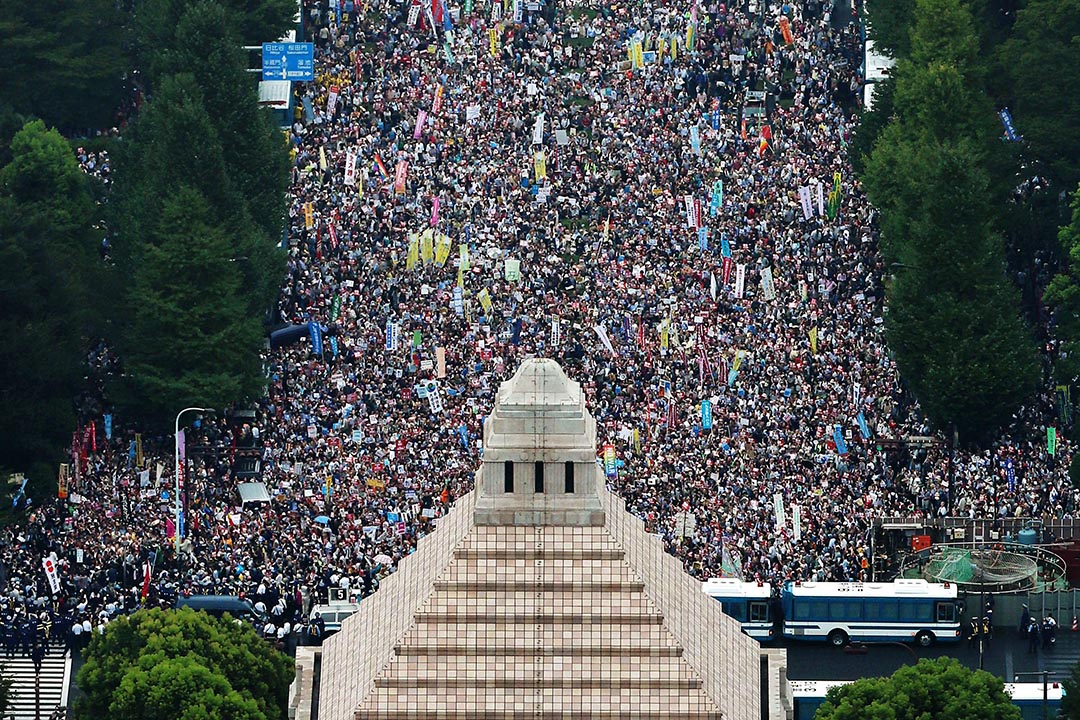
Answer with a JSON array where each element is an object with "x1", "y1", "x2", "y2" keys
[
  {"x1": 77, "y1": 608, "x2": 292, "y2": 720},
  {"x1": 848, "y1": 76, "x2": 894, "y2": 176},
  {"x1": 0, "y1": 666, "x2": 15, "y2": 716},
  {"x1": 133, "y1": 0, "x2": 295, "y2": 67},
  {"x1": 0, "y1": 0, "x2": 130, "y2": 131},
  {"x1": 865, "y1": 0, "x2": 917, "y2": 58},
  {"x1": 1002, "y1": 0, "x2": 1080, "y2": 189},
  {"x1": 881, "y1": 143, "x2": 1037, "y2": 439},
  {"x1": 0, "y1": 120, "x2": 102, "y2": 480},
  {"x1": 1046, "y1": 186, "x2": 1080, "y2": 384},
  {"x1": 119, "y1": 184, "x2": 266, "y2": 421},
  {"x1": 155, "y1": 1, "x2": 289, "y2": 307},
  {"x1": 815, "y1": 658, "x2": 1020, "y2": 720}
]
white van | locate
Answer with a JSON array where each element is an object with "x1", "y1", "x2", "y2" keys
[{"x1": 308, "y1": 602, "x2": 361, "y2": 638}]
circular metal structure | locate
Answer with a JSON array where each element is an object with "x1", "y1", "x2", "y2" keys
[{"x1": 902, "y1": 542, "x2": 1067, "y2": 593}]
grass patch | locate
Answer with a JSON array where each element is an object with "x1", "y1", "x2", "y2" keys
[
  {"x1": 566, "y1": 35, "x2": 595, "y2": 48},
  {"x1": 569, "y1": 95, "x2": 594, "y2": 107}
]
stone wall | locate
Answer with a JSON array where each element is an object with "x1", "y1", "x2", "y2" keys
[
  {"x1": 319, "y1": 489, "x2": 478, "y2": 720},
  {"x1": 598, "y1": 469, "x2": 761, "y2": 720}
]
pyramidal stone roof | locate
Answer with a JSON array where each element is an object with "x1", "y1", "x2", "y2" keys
[{"x1": 319, "y1": 360, "x2": 761, "y2": 720}]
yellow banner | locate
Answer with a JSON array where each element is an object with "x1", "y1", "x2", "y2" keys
[
  {"x1": 420, "y1": 229, "x2": 434, "y2": 264},
  {"x1": 434, "y1": 234, "x2": 451, "y2": 266},
  {"x1": 534, "y1": 150, "x2": 546, "y2": 180},
  {"x1": 406, "y1": 233, "x2": 419, "y2": 270},
  {"x1": 478, "y1": 288, "x2": 493, "y2": 316},
  {"x1": 489, "y1": 27, "x2": 498, "y2": 56},
  {"x1": 660, "y1": 321, "x2": 670, "y2": 350},
  {"x1": 459, "y1": 243, "x2": 470, "y2": 271},
  {"x1": 809, "y1": 327, "x2": 818, "y2": 354},
  {"x1": 304, "y1": 202, "x2": 313, "y2": 230},
  {"x1": 633, "y1": 40, "x2": 644, "y2": 68},
  {"x1": 319, "y1": 146, "x2": 327, "y2": 171}
]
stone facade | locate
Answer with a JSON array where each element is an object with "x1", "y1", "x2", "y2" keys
[{"x1": 318, "y1": 360, "x2": 763, "y2": 720}]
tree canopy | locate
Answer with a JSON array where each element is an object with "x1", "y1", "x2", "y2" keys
[
  {"x1": 815, "y1": 657, "x2": 1020, "y2": 720},
  {"x1": 76, "y1": 608, "x2": 293, "y2": 720},
  {"x1": 1045, "y1": 186, "x2": 1080, "y2": 385},
  {"x1": 0, "y1": 0, "x2": 131, "y2": 131},
  {"x1": 0, "y1": 120, "x2": 102, "y2": 481},
  {"x1": 1001, "y1": 0, "x2": 1080, "y2": 189},
  {"x1": 862, "y1": 0, "x2": 1037, "y2": 440}
]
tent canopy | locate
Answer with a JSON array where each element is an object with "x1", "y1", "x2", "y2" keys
[{"x1": 238, "y1": 482, "x2": 272, "y2": 505}]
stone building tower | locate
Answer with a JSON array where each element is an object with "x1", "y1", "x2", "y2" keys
[{"x1": 318, "y1": 359, "x2": 767, "y2": 720}]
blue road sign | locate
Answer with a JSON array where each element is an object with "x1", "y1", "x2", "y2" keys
[{"x1": 262, "y1": 42, "x2": 315, "y2": 81}]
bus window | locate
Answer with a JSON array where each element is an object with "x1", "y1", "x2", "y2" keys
[
  {"x1": 829, "y1": 602, "x2": 847, "y2": 621},
  {"x1": 847, "y1": 601, "x2": 863, "y2": 620},
  {"x1": 936, "y1": 602, "x2": 956, "y2": 623},
  {"x1": 724, "y1": 602, "x2": 746, "y2": 622},
  {"x1": 795, "y1": 602, "x2": 812, "y2": 620},
  {"x1": 749, "y1": 601, "x2": 770, "y2": 623},
  {"x1": 899, "y1": 602, "x2": 932, "y2": 622},
  {"x1": 866, "y1": 603, "x2": 881, "y2": 621},
  {"x1": 811, "y1": 601, "x2": 828, "y2": 618},
  {"x1": 879, "y1": 602, "x2": 899, "y2": 621}
]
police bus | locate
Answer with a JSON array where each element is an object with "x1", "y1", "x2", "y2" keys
[
  {"x1": 791, "y1": 680, "x2": 1063, "y2": 720},
  {"x1": 781, "y1": 579, "x2": 962, "y2": 647},
  {"x1": 701, "y1": 578, "x2": 774, "y2": 640}
]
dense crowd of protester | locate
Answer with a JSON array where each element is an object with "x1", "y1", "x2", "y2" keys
[{"x1": 3, "y1": 0, "x2": 1073, "y2": 655}]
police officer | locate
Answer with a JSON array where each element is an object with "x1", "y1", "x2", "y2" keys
[
  {"x1": 1028, "y1": 618, "x2": 1041, "y2": 654},
  {"x1": 967, "y1": 617, "x2": 979, "y2": 649},
  {"x1": 3, "y1": 616, "x2": 16, "y2": 659}
]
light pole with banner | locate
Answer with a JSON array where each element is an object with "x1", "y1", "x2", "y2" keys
[{"x1": 175, "y1": 407, "x2": 214, "y2": 555}]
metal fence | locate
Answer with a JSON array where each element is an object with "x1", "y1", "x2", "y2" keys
[{"x1": 879, "y1": 516, "x2": 1080, "y2": 543}]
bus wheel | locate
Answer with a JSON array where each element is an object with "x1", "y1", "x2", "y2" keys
[
  {"x1": 915, "y1": 630, "x2": 935, "y2": 647},
  {"x1": 828, "y1": 630, "x2": 849, "y2": 647}
]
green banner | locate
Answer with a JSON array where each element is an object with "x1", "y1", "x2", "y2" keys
[
  {"x1": 1048, "y1": 426, "x2": 1057, "y2": 456},
  {"x1": 330, "y1": 294, "x2": 341, "y2": 323}
]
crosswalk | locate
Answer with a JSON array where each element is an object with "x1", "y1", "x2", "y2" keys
[{"x1": 0, "y1": 642, "x2": 70, "y2": 720}]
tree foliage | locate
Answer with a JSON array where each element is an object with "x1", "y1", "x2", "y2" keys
[
  {"x1": 0, "y1": 0, "x2": 131, "y2": 131},
  {"x1": 133, "y1": 0, "x2": 295, "y2": 70},
  {"x1": 76, "y1": 608, "x2": 292, "y2": 720},
  {"x1": 1001, "y1": 0, "x2": 1080, "y2": 189},
  {"x1": 1045, "y1": 186, "x2": 1080, "y2": 384},
  {"x1": 863, "y1": 0, "x2": 1037, "y2": 440},
  {"x1": 109, "y1": 64, "x2": 281, "y2": 423},
  {"x1": 0, "y1": 120, "x2": 102, "y2": 476},
  {"x1": 865, "y1": 0, "x2": 917, "y2": 58},
  {"x1": 815, "y1": 657, "x2": 1020, "y2": 720}
]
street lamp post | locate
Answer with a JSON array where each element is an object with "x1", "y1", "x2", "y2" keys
[{"x1": 175, "y1": 407, "x2": 214, "y2": 555}]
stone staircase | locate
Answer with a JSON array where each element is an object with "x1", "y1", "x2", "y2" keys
[
  {"x1": 356, "y1": 526, "x2": 725, "y2": 720},
  {"x1": 0, "y1": 641, "x2": 70, "y2": 720}
]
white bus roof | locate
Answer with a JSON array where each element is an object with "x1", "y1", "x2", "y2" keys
[
  {"x1": 784, "y1": 579, "x2": 958, "y2": 599},
  {"x1": 792, "y1": 680, "x2": 1062, "y2": 701},
  {"x1": 864, "y1": 39, "x2": 894, "y2": 83},
  {"x1": 702, "y1": 578, "x2": 771, "y2": 598},
  {"x1": 1004, "y1": 683, "x2": 1064, "y2": 701},
  {"x1": 789, "y1": 680, "x2": 848, "y2": 697}
]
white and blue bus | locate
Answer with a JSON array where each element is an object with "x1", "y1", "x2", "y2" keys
[
  {"x1": 781, "y1": 579, "x2": 962, "y2": 647},
  {"x1": 701, "y1": 578, "x2": 774, "y2": 640},
  {"x1": 791, "y1": 680, "x2": 1063, "y2": 720}
]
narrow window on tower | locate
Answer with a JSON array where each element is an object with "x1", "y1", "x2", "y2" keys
[
  {"x1": 565, "y1": 461, "x2": 575, "y2": 494},
  {"x1": 504, "y1": 461, "x2": 514, "y2": 492},
  {"x1": 534, "y1": 461, "x2": 545, "y2": 493}
]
